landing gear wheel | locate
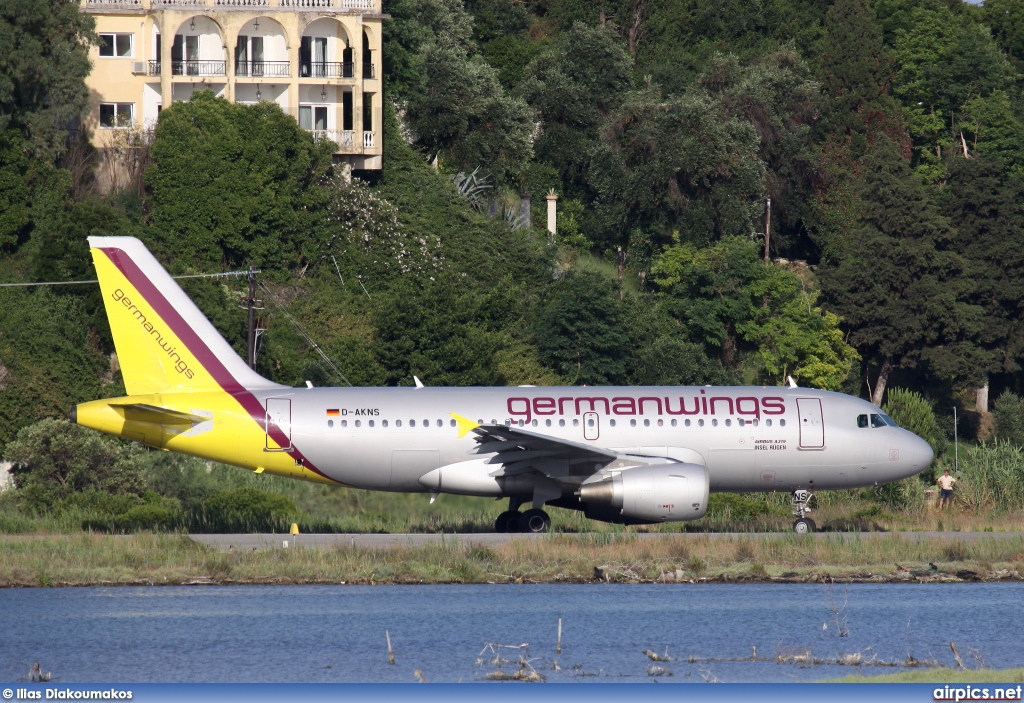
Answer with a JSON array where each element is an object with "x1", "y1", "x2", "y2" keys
[
  {"x1": 793, "y1": 518, "x2": 815, "y2": 534},
  {"x1": 520, "y1": 509, "x2": 552, "y2": 534},
  {"x1": 495, "y1": 510, "x2": 521, "y2": 533}
]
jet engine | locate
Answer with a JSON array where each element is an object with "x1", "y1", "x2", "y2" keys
[{"x1": 577, "y1": 463, "x2": 709, "y2": 524}]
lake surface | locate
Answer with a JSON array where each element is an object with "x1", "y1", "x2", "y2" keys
[{"x1": 1, "y1": 583, "x2": 1021, "y2": 683}]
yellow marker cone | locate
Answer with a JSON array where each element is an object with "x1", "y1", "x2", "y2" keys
[{"x1": 289, "y1": 523, "x2": 300, "y2": 535}]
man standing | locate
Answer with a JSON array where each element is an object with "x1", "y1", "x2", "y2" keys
[{"x1": 937, "y1": 469, "x2": 956, "y2": 509}]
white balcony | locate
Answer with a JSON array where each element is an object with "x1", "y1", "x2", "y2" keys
[
  {"x1": 362, "y1": 131, "x2": 375, "y2": 148},
  {"x1": 309, "y1": 129, "x2": 353, "y2": 147}
]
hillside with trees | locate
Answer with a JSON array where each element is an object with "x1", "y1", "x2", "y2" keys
[{"x1": 3, "y1": 0, "x2": 1024, "y2": 532}]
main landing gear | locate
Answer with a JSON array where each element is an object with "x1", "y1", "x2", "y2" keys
[
  {"x1": 494, "y1": 499, "x2": 552, "y2": 533},
  {"x1": 791, "y1": 488, "x2": 816, "y2": 534}
]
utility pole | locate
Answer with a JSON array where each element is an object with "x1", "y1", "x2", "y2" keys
[
  {"x1": 764, "y1": 198, "x2": 771, "y2": 263},
  {"x1": 244, "y1": 265, "x2": 257, "y2": 369}
]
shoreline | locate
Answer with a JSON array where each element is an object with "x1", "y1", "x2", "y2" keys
[{"x1": 3, "y1": 531, "x2": 1024, "y2": 588}]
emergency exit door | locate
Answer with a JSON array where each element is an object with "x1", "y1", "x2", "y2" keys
[{"x1": 796, "y1": 397, "x2": 824, "y2": 449}]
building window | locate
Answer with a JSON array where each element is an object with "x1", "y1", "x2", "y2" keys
[
  {"x1": 99, "y1": 103, "x2": 134, "y2": 129},
  {"x1": 99, "y1": 33, "x2": 133, "y2": 58},
  {"x1": 299, "y1": 105, "x2": 327, "y2": 131}
]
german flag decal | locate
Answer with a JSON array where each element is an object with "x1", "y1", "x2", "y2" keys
[{"x1": 326, "y1": 409, "x2": 340, "y2": 416}]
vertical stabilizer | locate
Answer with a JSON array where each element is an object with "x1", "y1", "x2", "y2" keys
[{"x1": 88, "y1": 236, "x2": 284, "y2": 395}]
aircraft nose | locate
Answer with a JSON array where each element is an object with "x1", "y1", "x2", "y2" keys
[{"x1": 905, "y1": 432, "x2": 934, "y2": 472}]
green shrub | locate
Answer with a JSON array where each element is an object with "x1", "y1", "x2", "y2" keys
[
  {"x1": 993, "y1": 391, "x2": 1024, "y2": 448},
  {"x1": 190, "y1": 487, "x2": 297, "y2": 533}
]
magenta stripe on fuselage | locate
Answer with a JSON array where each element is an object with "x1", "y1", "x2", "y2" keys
[{"x1": 98, "y1": 247, "x2": 335, "y2": 483}]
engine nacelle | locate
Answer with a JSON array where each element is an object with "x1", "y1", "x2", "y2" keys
[{"x1": 578, "y1": 463, "x2": 709, "y2": 523}]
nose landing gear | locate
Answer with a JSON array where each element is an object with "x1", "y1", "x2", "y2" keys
[{"x1": 791, "y1": 488, "x2": 816, "y2": 534}]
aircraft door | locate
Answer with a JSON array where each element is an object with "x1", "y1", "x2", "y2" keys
[
  {"x1": 583, "y1": 412, "x2": 599, "y2": 440},
  {"x1": 796, "y1": 397, "x2": 824, "y2": 449},
  {"x1": 265, "y1": 397, "x2": 293, "y2": 451}
]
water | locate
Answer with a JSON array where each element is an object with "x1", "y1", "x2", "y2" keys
[{"x1": 1, "y1": 583, "x2": 1022, "y2": 683}]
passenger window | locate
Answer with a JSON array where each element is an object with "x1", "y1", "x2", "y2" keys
[
  {"x1": 657, "y1": 419, "x2": 663, "y2": 427},
  {"x1": 382, "y1": 420, "x2": 388, "y2": 428},
  {"x1": 450, "y1": 419, "x2": 456, "y2": 427},
  {"x1": 752, "y1": 419, "x2": 758, "y2": 426},
  {"x1": 725, "y1": 419, "x2": 732, "y2": 427},
  {"x1": 545, "y1": 419, "x2": 551, "y2": 427},
  {"x1": 870, "y1": 414, "x2": 886, "y2": 428},
  {"x1": 573, "y1": 419, "x2": 579, "y2": 427},
  {"x1": 355, "y1": 420, "x2": 361, "y2": 428},
  {"x1": 698, "y1": 419, "x2": 705, "y2": 427},
  {"x1": 684, "y1": 419, "x2": 690, "y2": 427},
  {"x1": 780, "y1": 419, "x2": 786, "y2": 427},
  {"x1": 559, "y1": 419, "x2": 565, "y2": 427},
  {"x1": 766, "y1": 419, "x2": 772, "y2": 427},
  {"x1": 857, "y1": 414, "x2": 869, "y2": 428},
  {"x1": 328, "y1": 420, "x2": 334, "y2": 428},
  {"x1": 437, "y1": 419, "x2": 442, "y2": 427},
  {"x1": 341, "y1": 420, "x2": 347, "y2": 427},
  {"x1": 630, "y1": 419, "x2": 636, "y2": 427},
  {"x1": 644, "y1": 419, "x2": 650, "y2": 427},
  {"x1": 368, "y1": 420, "x2": 374, "y2": 428},
  {"x1": 396, "y1": 420, "x2": 402, "y2": 427},
  {"x1": 609, "y1": 419, "x2": 616, "y2": 427},
  {"x1": 738, "y1": 419, "x2": 744, "y2": 427},
  {"x1": 712, "y1": 419, "x2": 718, "y2": 427},
  {"x1": 531, "y1": 420, "x2": 537, "y2": 427}
]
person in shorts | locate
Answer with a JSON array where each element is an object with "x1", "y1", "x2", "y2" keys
[{"x1": 937, "y1": 469, "x2": 956, "y2": 509}]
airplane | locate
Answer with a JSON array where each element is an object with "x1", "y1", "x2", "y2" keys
[{"x1": 71, "y1": 236, "x2": 934, "y2": 534}]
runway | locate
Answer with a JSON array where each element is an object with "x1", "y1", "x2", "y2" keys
[{"x1": 190, "y1": 531, "x2": 1024, "y2": 552}]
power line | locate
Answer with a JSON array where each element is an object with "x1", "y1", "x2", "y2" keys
[{"x1": 0, "y1": 270, "x2": 256, "y2": 288}]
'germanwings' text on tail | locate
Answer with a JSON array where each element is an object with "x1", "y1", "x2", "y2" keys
[{"x1": 74, "y1": 237, "x2": 934, "y2": 533}]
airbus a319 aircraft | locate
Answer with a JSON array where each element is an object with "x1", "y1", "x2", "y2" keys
[{"x1": 72, "y1": 237, "x2": 934, "y2": 533}]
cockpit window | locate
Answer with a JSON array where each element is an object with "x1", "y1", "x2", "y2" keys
[
  {"x1": 879, "y1": 413, "x2": 898, "y2": 427},
  {"x1": 870, "y1": 413, "x2": 887, "y2": 428},
  {"x1": 857, "y1": 414, "x2": 869, "y2": 428}
]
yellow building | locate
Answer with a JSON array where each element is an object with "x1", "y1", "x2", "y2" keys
[{"x1": 80, "y1": 0, "x2": 384, "y2": 176}]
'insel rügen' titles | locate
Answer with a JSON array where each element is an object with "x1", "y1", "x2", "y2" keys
[
  {"x1": 111, "y1": 288, "x2": 195, "y2": 379},
  {"x1": 505, "y1": 392, "x2": 787, "y2": 424}
]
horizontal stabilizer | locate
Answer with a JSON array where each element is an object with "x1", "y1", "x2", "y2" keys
[{"x1": 109, "y1": 403, "x2": 209, "y2": 427}]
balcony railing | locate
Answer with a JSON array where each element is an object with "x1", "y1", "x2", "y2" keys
[
  {"x1": 235, "y1": 61, "x2": 290, "y2": 77},
  {"x1": 299, "y1": 62, "x2": 353, "y2": 79},
  {"x1": 171, "y1": 60, "x2": 227, "y2": 76},
  {"x1": 363, "y1": 131, "x2": 375, "y2": 148},
  {"x1": 309, "y1": 130, "x2": 354, "y2": 147},
  {"x1": 363, "y1": 63, "x2": 375, "y2": 79}
]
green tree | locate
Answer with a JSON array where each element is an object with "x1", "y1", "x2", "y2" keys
[
  {"x1": 0, "y1": 0, "x2": 95, "y2": 160},
  {"x1": 993, "y1": 391, "x2": 1024, "y2": 448},
  {"x1": 5, "y1": 418, "x2": 146, "y2": 511},
  {"x1": 533, "y1": 270, "x2": 630, "y2": 385},
  {"x1": 652, "y1": 236, "x2": 856, "y2": 388},
  {"x1": 0, "y1": 289, "x2": 107, "y2": 448},
  {"x1": 591, "y1": 84, "x2": 764, "y2": 248},
  {"x1": 818, "y1": 138, "x2": 980, "y2": 404},
  {"x1": 942, "y1": 157, "x2": 1024, "y2": 382},
  {"x1": 146, "y1": 92, "x2": 335, "y2": 272}
]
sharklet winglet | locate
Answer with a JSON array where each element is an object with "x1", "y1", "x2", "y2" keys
[{"x1": 450, "y1": 413, "x2": 480, "y2": 439}]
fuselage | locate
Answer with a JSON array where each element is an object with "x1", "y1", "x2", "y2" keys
[{"x1": 200, "y1": 384, "x2": 932, "y2": 494}]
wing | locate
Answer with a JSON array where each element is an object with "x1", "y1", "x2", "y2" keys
[{"x1": 452, "y1": 413, "x2": 617, "y2": 480}]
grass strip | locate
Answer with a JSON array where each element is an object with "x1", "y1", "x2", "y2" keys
[{"x1": 3, "y1": 532, "x2": 1024, "y2": 587}]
